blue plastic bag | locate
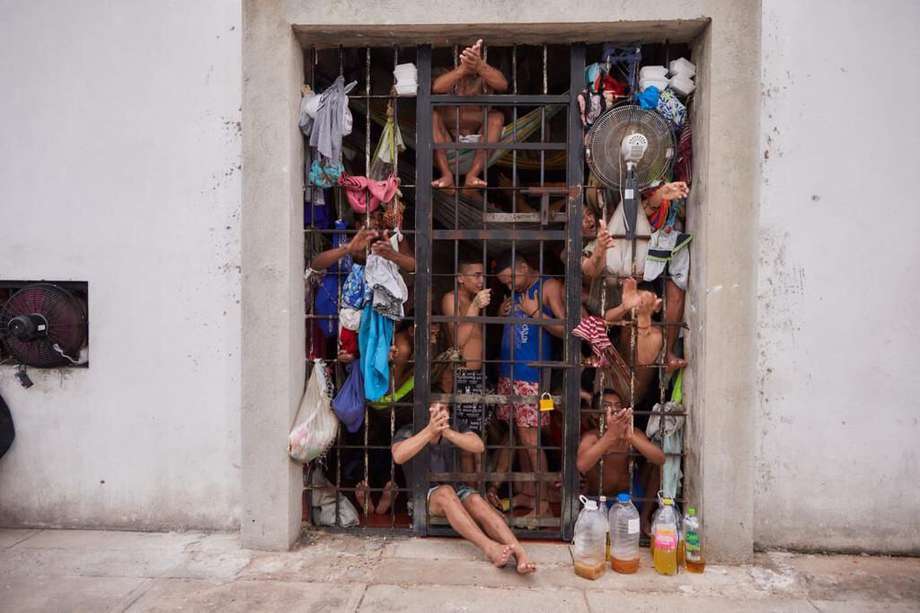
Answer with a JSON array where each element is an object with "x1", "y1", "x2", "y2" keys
[{"x1": 333, "y1": 364, "x2": 365, "y2": 433}]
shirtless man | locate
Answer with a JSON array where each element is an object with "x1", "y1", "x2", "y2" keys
[
  {"x1": 576, "y1": 390, "x2": 664, "y2": 532},
  {"x1": 393, "y1": 402, "x2": 536, "y2": 574},
  {"x1": 605, "y1": 283, "x2": 664, "y2": 405},
  {"x1": 441, "y1": 256, "x2": 491, "y2": 483},
  {"x1": 432, "y1": 39, "x2": 509, "y2": 190}
]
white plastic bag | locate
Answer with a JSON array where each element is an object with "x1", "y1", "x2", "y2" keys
[
  {"x1": 288, "y1": 360, "x2": 339, "y2": 463},
  {"x1": 308, "y1": 467, "x2": 359, "y2": 527}
]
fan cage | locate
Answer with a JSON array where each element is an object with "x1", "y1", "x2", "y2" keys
[
  {"x1": 0, "y1": 281, "x2": 89, "y2": 368},
  {"x1": 586, "y1": 104, "x2": 676, "y2": 190}
]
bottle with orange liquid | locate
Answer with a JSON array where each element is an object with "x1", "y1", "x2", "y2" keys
[{"x1": 651, "y1": 497, "x2": 679, "y2": 575}]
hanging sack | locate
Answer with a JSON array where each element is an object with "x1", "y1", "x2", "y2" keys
[
  {"x1": 0, "y1": 392, "x2": 14, "y2": 460},
  {"x1": 308, "y1": 467, "x2": 360, "y2": 527},
  {"x1": 289, "y1": 360, "x2": 339, "y2": 463},
  {"x1": 332, "y1": 364, "x2": 365, "y2": 433}
]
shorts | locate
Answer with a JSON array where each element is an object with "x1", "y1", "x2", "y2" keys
[
  {"x1": 497, "y1": 377, "x2": 550, "y2": 428},
  {"x1": 454, "y1": 368, "x2": 489, "y2": 433},
  {"x1": 409, "y1": 484, "x2": 476, "y2": 517}
]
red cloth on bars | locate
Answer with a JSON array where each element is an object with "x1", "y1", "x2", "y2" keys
[
  {"x1": 339, "y1": 174, "x2": 400, "y2": 214},
  {"x1": 339, "y1": 327, "x2": 358, "y2": 355},
  {"x1": 572, "y1": 315, "x2": 612, "y2": 358}
]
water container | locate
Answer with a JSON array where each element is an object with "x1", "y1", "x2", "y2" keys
[
  {"x1": 652, "y1": 498, "x2": 680, "y2": 576},
  {"x1": 609, "y1": 493, "x2": 641, "y2": 573},
  {"x1": 573, "y1": 495, "x2": 607, "y2": 580}
]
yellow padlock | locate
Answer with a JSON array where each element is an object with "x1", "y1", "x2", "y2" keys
[{"x1": 539, "y1": 392, "x2": 554, "y2": 412}]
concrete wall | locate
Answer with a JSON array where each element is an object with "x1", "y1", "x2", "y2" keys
[
  {"x1": 0, "y1": 1, "x2": 242, "y2": 530},
  {"x1": 756, "y1": 0, "x2": 920, "y2": 553}
]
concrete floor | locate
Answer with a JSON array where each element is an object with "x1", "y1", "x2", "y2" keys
[{"x1": 0, "y1": 528, "x2": 918, "y2": 612}]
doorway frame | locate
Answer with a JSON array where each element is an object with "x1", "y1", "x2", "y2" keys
[{"x1": 241, "y1": 0, "x2": 761, "y2": 563}]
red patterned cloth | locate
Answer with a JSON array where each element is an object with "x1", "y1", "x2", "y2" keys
[
  {"x1": 572, "y1": 315, "x2": 612, "y2": 358},
  {"x1": 496, "y1": 378, "x2": 549, "y2": 428}
]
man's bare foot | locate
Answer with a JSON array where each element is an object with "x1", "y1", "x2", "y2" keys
[
  {"x1": 512, "y1": 544, "x2": 537, "y2": 575},
  {"x1": 665, "y1": 352, "x2": 688, "y2": 373},
  {"x1": 486, "y1": 542, "x2": 514, "y2": 568},
  {"x1": 432, "y1": 175, "x2": 455, "y2": 190},
  {"x1": 355, "y1": 480, "x2": 374, "y2": 514},
  {"x1": 510, "y1": 492, "x2": 534, "y2": 510},
  {"x1": 464, "y1": 175, "x2": 487, "y2": 189},
  {"x1": 521, "y1": 501, "x2": 554, "y2": 519},
  {"x1": 374, "y1": 481, "x2": 397, "y2": 515}
]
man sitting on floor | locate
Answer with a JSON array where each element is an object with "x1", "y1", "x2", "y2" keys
[
  {"x1": 431, "y1": 39, "x2": 508, "y2": 190},
  {"x1": 392, "y1": 402, "x2": 536, "y2": 574}
]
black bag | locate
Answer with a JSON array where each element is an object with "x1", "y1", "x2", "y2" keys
[{"x1": 0, "y1": 392, "x2": 14, "y2": 459}]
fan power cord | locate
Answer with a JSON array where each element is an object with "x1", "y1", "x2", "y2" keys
[{"x1": 52, "y1": 343, "x2": 82, "y2": 365}]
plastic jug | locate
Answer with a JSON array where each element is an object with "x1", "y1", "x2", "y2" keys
[
  {"x1": 609, "y1": 493, "x2": 641, "y2": 573},
  {"x1": 682, "y1": 507, "x2": 706, "y2": 573},
  {"x1": 651, "y1": 497, "x2": 680, "y2": 575},
  {"x1": 573, "y1": 495, "x2": 607, "y2": 580}
]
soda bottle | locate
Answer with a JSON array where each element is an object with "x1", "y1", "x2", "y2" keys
[{"x1": 682, "y1": 507, "x2": 706, "y2": 573}]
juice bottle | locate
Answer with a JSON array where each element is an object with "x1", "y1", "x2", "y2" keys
[
  {"x1": 683, "y1": 507, "x2": 706, "y2": 573},
  {"x1": 609, "y1": 493, "x2": 641, "y2": 574},
  {"x1": 651, "y1": 498, "x2": 679, "y2": 576}
]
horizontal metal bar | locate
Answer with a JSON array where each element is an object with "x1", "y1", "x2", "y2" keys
[
  {"x1": 483, "y1": 212, "x2": 567, "y2": 223},
  {"x1": 431, "y1": 94, "x2": 569, "y2": 105},
  {"x1": 430, "y1": 315, "x2": 563, "y2": 326},
  {"x1": 433, "y1": 142, "x2": 566, "y2": 151},
  {"x1": 429, "y1": 471, "x2": 561, "y2": 482},
  {"x1": 430, "y1": 393, "x2": 562, "y2": 404},
  {"x1": 431, "y1": 230, "x2": 566, "y2": 240}
]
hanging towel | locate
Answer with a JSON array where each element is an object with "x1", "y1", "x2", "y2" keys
[
  {"x1": 339, "y1": 174, "x2": 400, "y2": 214},
  {"x1": 646, "y1": 370, "x2": 685, "y2": 499},
  {"x1": 572, "y1": 315, "x2": 612, "y2": 358},
  {"x1": 358, "y1": 303, "x2": 394, "y2": 402},
  {"x1": 644, "y1": 230, "x2": 692, "y2": 291},
  {"x1": 309, "y1": 76, "x2": 355, "y2": 163},
  {"x1": 365, "y1": 247, "x2": 408, "y2": 320}
]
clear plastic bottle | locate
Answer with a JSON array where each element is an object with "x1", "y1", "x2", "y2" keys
[
  {"x1": 609, "y1": 493, "x2": 641, "y2": 573},
  {"x1": 573, "y1": 495, "x2": 607, "y2": 580},
  {"x1": 682, "y1": 507, "x2": 706, "y2": 573},
  {"x1": 599, "y1": 495, "x2": 610, "y2": 561},
  {"x1": 652, "y1": 497, "x2": 679, "y2": 576}
]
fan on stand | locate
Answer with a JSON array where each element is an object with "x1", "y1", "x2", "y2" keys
[
  {"x1": 586, "y1": 105, "x2": 675, "y2": 240},
  {"x1": 0, "y1": 284, "x2": 87, "y2": 371}
]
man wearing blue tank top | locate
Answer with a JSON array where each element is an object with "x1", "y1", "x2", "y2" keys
[{"x1": 492, "y1": 251, "x2": 567, "y2": 517}]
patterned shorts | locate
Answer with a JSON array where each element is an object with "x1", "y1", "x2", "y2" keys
[{"x1": 497, "y1": 377, "x2": 549, "y2": 428}]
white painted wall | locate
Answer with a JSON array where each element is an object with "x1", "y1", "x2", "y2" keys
[
  {"x1": 757, "y1": 0, "x2": 920, "y2": 552},
  {"x1": 0, "y1": 1, "x2": 242, "y2": 530}
]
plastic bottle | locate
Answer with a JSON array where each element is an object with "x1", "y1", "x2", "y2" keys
[
  {"x1": 599, "y1": 495, "x2": 610, "y2": 561},
  {"x1": 573, "y1": 495, "x2": 607, "y2": 580},
  {"x1": 609, "y1": 493, "x2": 641, "y2": 573},
  {"x1": 651, "y1": 497, "x2": 679, "y2": 576},
  {"x1": 682, "y1": 507, "x2": 706, "y2": 573}
]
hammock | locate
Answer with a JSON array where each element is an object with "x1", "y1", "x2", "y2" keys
[
  {"x1": 351, "y1": 99, "x2": 566, "y2": 175},
  {"x1": 354, "y1": 99, "x2": 569, "y2": 241}
]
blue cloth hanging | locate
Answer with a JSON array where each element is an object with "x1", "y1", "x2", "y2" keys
[
  {"x1": 635, "y1": 86, "x2": 661, "y2": 110},
  {"x1": 358, "y1": 303, "x2": 394, "y2": 402},
  {"x1": 333, "y1": 363, "x2": 365, "y2": 433},
  {"x1": 314, "y1": 219, "x2": 349, "y2": 337}
]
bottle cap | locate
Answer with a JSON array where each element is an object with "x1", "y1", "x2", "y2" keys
[
  {"x1": 617, "y1": 493, "x2": 631, "y2": 503},
  {"x1": 580, "y1": 495, "x2": 598, "y2": 510},
  {"x1": 687, "y1": 507, "x2": 696, "y2": 516},
  {"x1": 599, "y1": 495, "x2": 607, "y2": 502},
  {"x1": 663, "y1": 497, "x2": 673, "y2": 505}
]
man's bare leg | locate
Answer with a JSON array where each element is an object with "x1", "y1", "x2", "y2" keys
[
  {"x1": 431, "y1": 108, "x2": 455, "y2": 190},
  {"x1": 429, "y1": 485, "x2": 512, "y2": 567},
  {"x1": 664, "y1": 279, "x2": 687, "y2": 372},
  {"x1": 374, "y1": 480, "x2": 397, "y2": 515},
  {"x1": 487, "y1": 430, "x2": 512, "y2": 510},
  {"x1": 518, "y1": 426, "x2": 553, "y2": 517},
  {"x1": 463, "y1": 493, "x2": 537, "y2": 574},
  {"x1": 465, "y1": 109, "x2": 504, "y2": 189},
  {"x1": 355, "y1": 480, "x2": 375, "y2": 515}
]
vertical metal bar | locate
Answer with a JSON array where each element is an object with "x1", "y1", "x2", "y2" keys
[
  {"x1": 561, "y1": 43, "x2": 586, "y2": 542},
  {"x1": 362, "y1": 45, "x2": 371, "y2": 524},
  {"x1": 414, "y1": 44, "x2": 434, "y2": 536}
]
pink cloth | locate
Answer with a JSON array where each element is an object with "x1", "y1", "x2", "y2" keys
[{"x1": 339, "y1": 174, "x2": 400, "y2": 213}]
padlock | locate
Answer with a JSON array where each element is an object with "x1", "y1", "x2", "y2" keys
[{"x1": 539, "y1": 392, "x2": 554, "y2": 412}]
